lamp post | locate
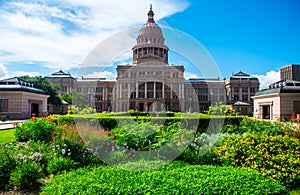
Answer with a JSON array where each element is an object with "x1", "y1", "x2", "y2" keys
[
  {"x1": 88, "y1": 90, "x2": 91, "y2": 108},
  {"x1": 189, "y1": 97, "x2": 192, "y2": 113},
  {"x1": 108, "y1": 96, "x2": 112, "y2": 112},
  {"x1": 210, "y1": 89, "x2": 214, "y2": 107}
]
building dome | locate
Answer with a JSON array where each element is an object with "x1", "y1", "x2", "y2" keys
[
  {"x1": 132, "y1": 5, "x2": 169, "y2": 65},
  {"x1": 137, "y1": 21, "x2": 165, "y2": 46}
]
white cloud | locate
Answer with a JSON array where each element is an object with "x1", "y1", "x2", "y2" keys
[
  {"x1": 83, "y1": 71, "x2": 116, "y2": 80},
  {"x1": 252, "y1": 70, "x2": 280, "y2": 90},
  {"x1": 0, "y1": 63, "x2": 8, "y2": 79},
  {"x1": 11, "y1": 71, "x2": 40, "y2": 78},
  {"x1": 184, "y1": 72, "x2": 199, "y2": 80},
  {"x1": 0, "y1": 0, "x2": 189, "y2": 75}
]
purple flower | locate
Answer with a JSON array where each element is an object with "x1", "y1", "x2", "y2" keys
[{"x1": 191, "y1": 143, "x2": 196, "y2": 147}]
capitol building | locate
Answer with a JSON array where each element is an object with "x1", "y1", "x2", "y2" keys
[{"x1": 46, "y1": 7, "x2": 259, "y2": 115}]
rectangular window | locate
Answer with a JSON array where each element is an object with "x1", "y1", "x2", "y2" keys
[
  {"x1": 234, "y1": 95, "x2": 239, "y2": 101},
  {"x1": 130, "y1": 83, "x2": 136, "y2": 90},
  {"x1": 173, "y1": 72, "x2": 179, "y2": 78},
  {"x1": 122, "y1": 84, "x2": 128, "y2": 89},
  {"x1": 96, "y1": 87, "x2": 103, "y2": 93},
  {"x1": 96, "y1": 95, "x2": 103, "y2": 101},
  {"x1": 138, "y1": 92, "x2": 145, "y2": 99},
  {"x1": 0, "y1": 99, "x2": 8, "y2": 112},
  {"x1": 131, "y1": 72, "x2": 136, "y2": 78},
  {"x1": 147, "y1": 92, "x2": 154, "y2": 98},
  {"x1": 62, "y1": 86, "x2": 68, "y2": 92},
  {"x1": 108, "y1": 88, "x2": 113, "y2": 93}
]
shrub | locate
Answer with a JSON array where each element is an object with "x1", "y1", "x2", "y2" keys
[
  {"x1": 46, "y1": 157, "x2": 76, "y2": 175},
  {"x1": 0, "y1": 149, "x2": 16, "y2": 190},
  {"x1": 178, "y1": 133, "x2": 224, "y2": 165},
  {"x1": 15, "y1": 118, "x2": 55, "y2": 142},
  {"x1": 109, "y1": 121, "x2": 194, "y2": 152},
  {"x1": 109, "y1": 121, "x2": 159, "y2": 151},
  {"x1": 10, "y1": 162, "x2": 43, "y2": 190},
  {"x1": 46, "y1": 114, "x2": 60, "y2": 125},
  {"x1": 57, "y1": 115, "x2": 75, "y2": 125},
  {"x1": 41, "y1": 162, "x2": 287, "y2": 195},
  {"x1": 213, "y1": 132, "x2": 300, "y2": 188},
  {"x1": 221, "y1": 118, "x2": 300, "y2": 135},
  {"x1": 207, "y1": 102, "x2": 235, "y2": 116}
]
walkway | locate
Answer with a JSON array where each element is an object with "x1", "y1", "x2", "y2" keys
[{"x1": 0, "y1": 120, "x2": 28, "y2": 130}]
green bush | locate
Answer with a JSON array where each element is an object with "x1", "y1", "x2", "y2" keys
[
  {"x1": 10, "y1": 162, "x2": 43, "y2": 190},
  {"x1": 41, "y1": 162, "x2": 287, "y2": 195},
  {"x1": 207, "y1": 102, "x2": 235, "y2": 116},
  {"x1": 109, "y1": 121, "x2": 194, "y2": 153},
  {"x1": 57, "y1": 115, "x2": 75, "y2": 125},
  {"x1": 213, "y1": 131, "x2": 300, "y2": 188},
  {"x1": 15, "y1": 118, "x2": 55, "y2": 142},
  {"x1": 221, "y1": 118, "x2": 300, "y2": 135},
  {"x1": 178, "y1": 133, "x2": 224, "y2": 165},
  {"x1": 56, "y1": 113, "x2": 245, "y2": 134},
  {"x1": 46, "y1": 157, "x2": 76, "y2": 175},
  {"x1": 0, "y1": 149, "x2": 16, "y2": 190}
]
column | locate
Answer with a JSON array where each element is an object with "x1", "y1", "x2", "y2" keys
[
  {"x1": 162, "y1": 81, "x2": 165, "y2": 98},
  {"x1": 136, "y1": 81, "x2": 138, "y2": 99},
  {"x1": 145, "y1": 82, "x2": 147, "y2": 99},
  {"x1": 127, "y1": 83, "x2": 130, "y2": 99},
  {"x1": 154, "y1": 82, "x2": 156, "y2": 98}
]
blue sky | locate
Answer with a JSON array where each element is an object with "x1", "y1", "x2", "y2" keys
[{"x1": 0, "y1": 0, "x2": 299, "y2": 89}]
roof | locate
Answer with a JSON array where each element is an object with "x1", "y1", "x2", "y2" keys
[
  {"x1": 186, "y1": 78, "x2": 224, "y2": 84},
  {"x1": 0, "y1": 77, "x2": 46, "y2": 95},
  {"x1": 45, "y1": 70, "x2": 75, "y2": 79},
  {"x1": 228, "y1": 71, "x2": 258, "y2": 80},
  {"x1": 255, "y1": 79, "x2": 300, "y2": 96},
  {"x1": 233, "y1": 101, "x2": 251, "y2": 106}
]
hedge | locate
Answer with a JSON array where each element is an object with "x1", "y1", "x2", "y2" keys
[
  {"x1": 41, "y1": 161, "x2": 287, "y2": 195},
  {"x1": 56, "y1": 114, "x2": 245, "y2": 134}
]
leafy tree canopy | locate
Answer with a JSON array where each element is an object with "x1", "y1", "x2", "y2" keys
[
  {"x1": 19, "y1": 76, "x2": 62, "y2": 105},
  {"x1": 61, "y1": 93, "x2": 72, "y2": 104}
]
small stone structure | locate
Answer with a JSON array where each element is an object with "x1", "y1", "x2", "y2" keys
[
  {"x1": 0, "y1": 77, "x2": 49, "y2": 119},
  {"x1": 252, "y1": 79, "x2": 300, "y2": 120}
]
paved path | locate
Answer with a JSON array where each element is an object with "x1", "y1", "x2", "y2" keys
[{"x1": 0, "y1": 120, "x2": 28, "y2": 130}]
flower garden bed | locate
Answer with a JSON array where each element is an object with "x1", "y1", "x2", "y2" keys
[{"x1": 0, "y1": 114, "x2": 299, "y2": 194}]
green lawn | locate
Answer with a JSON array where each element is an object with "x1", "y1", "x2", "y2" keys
[{"x1": 0, "y1": 129, "x2": 15, "y2": 145}]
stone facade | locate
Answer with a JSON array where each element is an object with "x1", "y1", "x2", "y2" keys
[
  {"x1": 252, "y1": 79, "x2": 300, "y2": 120},
  {"x1": 280, "y1": 64, "x2": 300, "y2": 81},
  {"x1": 0, "y1": 78, "x2": 49, "y2": 119},
  {"x1": 46, "y1": 7, "x2": 259, "y2": 113}
]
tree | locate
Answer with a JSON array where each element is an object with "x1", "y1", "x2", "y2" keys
[
  {"x1": 207, "y1": 102, "x2": 235, "y2": 116},
  {"x1": 20, "y1": 76, "x2": 62, "y2": 105},
  {"x1": 72, "y1": 91, "x2": 89, "y2": 108},
  {"x1": 61, "y1": 93, "x2": 72, "y2": 104},
  {"x1": 60, "y1": 90, "x2": 89, "y2": 108}
]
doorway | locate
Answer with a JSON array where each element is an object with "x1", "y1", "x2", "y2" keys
[
  {"x1": 262, "y1": 105, "x2": 270, "y2": 119},
  {"x1": 31, "y1": 103, "x2": 39, "y2": 117},
  {"x1": 139, "y1": 103, "x2": 144, "y2": 112}
]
